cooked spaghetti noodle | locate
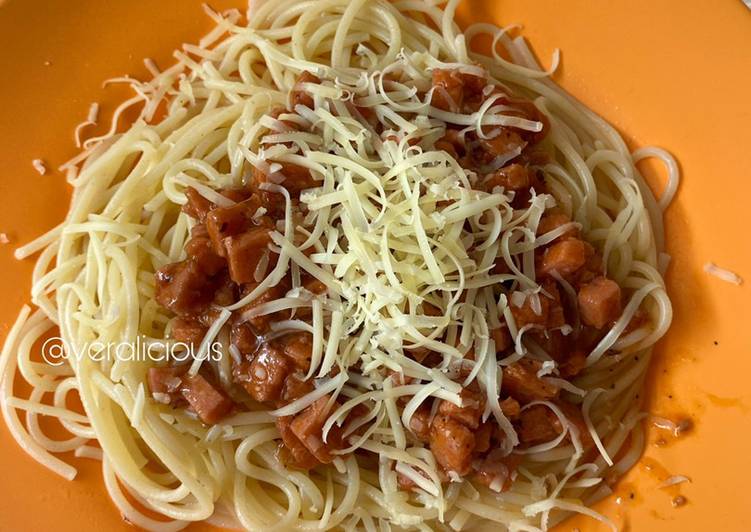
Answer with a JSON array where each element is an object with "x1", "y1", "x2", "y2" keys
[{"x1": 0, "y1": 1, "x2": 676, "y2": 530}]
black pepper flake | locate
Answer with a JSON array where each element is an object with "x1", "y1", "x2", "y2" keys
[
  {"x1": 713, "y1": 340, "x2": 719, "y2": 346},
  {"x1": 668, "y1": 394, "x2": 673, "y2": 399},
  {"x1": 629, "y1": 492, "x2": 635, "y2": 500}
]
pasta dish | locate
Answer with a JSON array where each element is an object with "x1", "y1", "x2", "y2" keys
[{"x1": 0, "y1": 1, "x2": 677, "y2": 530}]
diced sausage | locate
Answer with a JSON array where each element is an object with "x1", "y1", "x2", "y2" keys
[
  {"x1": 474, "y1": 129, "x2": 525, "y2": 166},
  {"x1": 291, "y1": 71, "x2": 320, "y2": 109},
  {"x1": 182, "y1": 187, "x2": 213, "y2": 221},
  {"x1": 253, "y1": 163, "x2": 318, "y2": 195},
  {"x1": 205, "y1": 199, "x2": 260, "y2": 257},
  {"x1": 558, "y1": 349, "x2": 587, "y2": 378},
  {"x1": 473, "y1": 449, "x2": 520, "y2": 491},
  {"x1": 230, "y1": 322, "x2": 257, "y2": 355},
  {"x1": 510, "y1": 280, "x2": 564, "y2": 330},
  {"x1": 170, "y1": 318, "x2": 207, "y2": 347},
  {"x1": 510, "y1": 292, "x2": 548, "y2": 329},
  {"x1": 155, "y1": 260, "x2": 219, "y2": 316},
  {"x1": 517, "y1": 401, "x2": 593, "y2": 448},
  {"x1": 431, "y1": 69, "x2": 464, "y2": 111},
  {"x1": 554, "y1": 399, "x2": 594, "y2": 449},
  {"x1": 537, "y1": 212, "x2": 579, "y2": 241},
  {"x1": 437, "y1": 388, "x2": 484, "y2": 429},
  {"x1": 502, "y1": 359, "x2": 559, "y2": 404},
  {"x1": 435, "y1": 128, "x2": 466, "y2": 161},
  {"x1": 210, "y1": 274, "x2": 237, "y2": 307},
  {"x1": 474, "y1": 422, "x2": 494, "y2": 454},
  {"x1": 517, "y1": 404, "x2": 560, "y2": 444},
  {"x1": 482, "y1": 163, "x2": 530, "y2": 192},
  {"x1": 290, "y1": 396, "x2": 343, "y2": 464},
  {"x1": 408, "y1": 406, "x2": 432, "y2": 442},
  {"x1": 491, "y1": 327, "x2": 512, "y2": 353},
  {"x1": 539, "y1": 238, "x2": 594, "y2": 279},
  {"x1": 224, "y1": 228, "x2": 273, "y2": 284},
  {"x1": 180, "y1": 374, "x2": 233, "y2": 424},
  {"x1": 237, "y1": 281, "x2": 290, "y2": 333},
  {"x1": 429, "y1": 415, "x2": 475, "y2": 476},
  {"x1": 184, "y1": 225, "x2": 225, "y2": 276},
  {"x1": 430, "y1": 69, "x2": 486, "y2": 112},
  {"x1": 236, "y1": 343, "x2": 291, "y2": 403},
  {"x1": 276, "y1": 416, "x2": 319, "y2": 469},
  {"x1": 281, "y1": 373, "x2": 315, "y2": 403},
  {"x1": 282, "y1": 333, "x2": 313, "y2": 372},
  {"x1": 499, "y1": 397, "x2": 521, "y2": 420},
  {"x1": 147, "y1": 366, "x2": 186, "y2": 397},
  {"x1": 578, "y1": 276, "x2": 622, "y2": 329}
]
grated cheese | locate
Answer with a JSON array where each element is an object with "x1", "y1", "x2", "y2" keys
[{"x1": 704, "y1": 262, "x2": 743, "y2": 285}]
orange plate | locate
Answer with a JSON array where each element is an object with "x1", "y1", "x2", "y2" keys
[{"x1": 0, "y1": 1, "x2": 749, "y2": 531}]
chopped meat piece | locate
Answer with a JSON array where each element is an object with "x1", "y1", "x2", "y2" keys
[
  {"x1": 237, "y1": 281, "x2": 290, "y2": 333},
  {"x1": 473, "y1": 129, "x2": 525, "y2": 166},
  {"x1": 269, "y1": 105, "x2": 300, "y2": 131},
  {"x1": 558, "y1": 349, "x2": 587, "y2": 378},
  {"x1": 180, "y1": 374, "x2": 233, "y2": 424},
  {"x1": 473, "y1": 449, "x2": 521, "y2": 491},
  {"x1": 290, "y1": 396, "x2": 343, "y2": 464},
  {"x1": 482, "y1": 163, "x2": 530, "y2": 192},
  {"x1": 147, "y1": 366, "x2": 186, "y2": 397},
  {"x1": 205, "y1": 199, "x2": 260, "y2": 256},
  {"x1": 282, "y1": 332, "x2": 313, "y2": 372},
  {"x1": 544, "y1": 279, "x2": 566, "y2": 329},
  {"x1": 291, "y1": 71, "x2": 320, "y2": 109},
  {"x1": 430, "y1": 69, "x2": 486, "y2": 112},
  {"x1": 499, "y1": 397, "x2": 521, "y2": 420},
  {"x1": 253, "y1": 163, "x2": 318, "y2": 195},
  {"x1": 554, "y1": 399, "x2": 594, "y2": 448},
  {"x1": 184, "y1": 225, "x2": 225, "y2": 276},
  {"x1": 236, "y1": 343, "x2": 291, "y2": 403},
  {"x1": 224, "y1": 228, "x2": 273, "y2": 284},
  {"x1": 474, "y1": 422, "x2": 494, "y2": 454},
  {"x1": 182, "y1": 187, "x2": 213, "y2": 221},
  {"x1": 408, "y1": 406, "x2": 432, "y2": 442},
  {"x1": 517, "y1": 401, "x2": 593, "y2": 448},
  {"x1": 210, "y1": 274, "x2": 237, "y2": 307},
  {"x1": 509, "y1": 280, "x2": 563, "y2": 330},
  {"x1": 490, "y1": 327, "x2": 514, "y2": 353},
  {"x1": 230, "y1": 322, "x2": 257, "y2": 355},
  {"x1": 511, "y1": 99, "x2": 549, "y2": 144},
  {"x1": 537, "y1": 212, "x2": 579, "y2": 241},
  {"x1": 281, "y1": 373, "x2": 315, "y2": 403},
  {"x1": 578, "y1": 276, "x2": 622, "y2": 329},
  {"x1": 276, "y1": 416, "x2": 319, "y2": 469},
  {"x1": 502, "y1": 359, "x2": 559, "y2": 403},
  {"x1": 278, "y1": 162, "x2": 318, "y2": 193},
  {"x1": 435, "y1": 128, "x2": 466, "y2": 161},
  {"x1": 518, "y1": 404, "x2": 560, "y2": 444},
  {"x1": 170, "y1": 318, "x2": 207, "y2": 347},
  {"x1": 155, "y1": 260, "x2": 220, "y2": 316},
  {"x1": 431, "y1": 69, "x2": 464, "y2": 111},
  {"x1": 510, "y1": 292, "x2": 548, "y2": 329},
  {"x1": 220, "y1": 187, "x2": 253, "y2": 203},
  {"x1": 437, "y1": 388, "x2": 484, "y2": 429},
  {"x1": 429, "y1": 415, "x2": 475, "y2": 475},
  {"x1": 539, "y1": 238, "x2": 594, "y2": 279}
]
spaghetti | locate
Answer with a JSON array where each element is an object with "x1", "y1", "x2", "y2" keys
[{"x1": 0, "y1": 1, "x2": 676, "y2": 530}]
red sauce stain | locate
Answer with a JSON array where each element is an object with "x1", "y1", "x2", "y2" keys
[{"x1": 705, "y1": 392, "x2": 748, "y2": 411}]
